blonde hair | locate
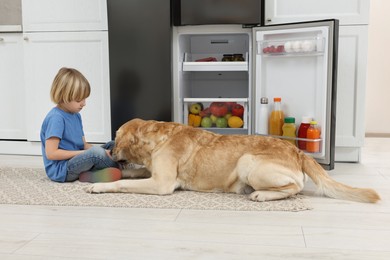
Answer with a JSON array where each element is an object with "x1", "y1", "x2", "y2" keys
[{"x1": 50, "y1": 67, "x2": 91, "y2": 104}]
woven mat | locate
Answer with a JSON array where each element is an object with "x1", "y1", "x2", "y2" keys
[{"x1": 0, "y1": 167, "x2": 312, "y2": 211}]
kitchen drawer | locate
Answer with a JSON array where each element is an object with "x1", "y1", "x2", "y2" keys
[{"x1": 183, "y1": 98, "x2": 249, "y2": 135}]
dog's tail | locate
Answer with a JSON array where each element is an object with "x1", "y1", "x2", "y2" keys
[{"x1": 302, "y1": 154, "x2": 380, "y2": 203}]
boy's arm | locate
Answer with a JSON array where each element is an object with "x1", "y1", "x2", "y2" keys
[
  {"x1": 82, "y1": 136, "x2": 93, "y2": 150},
  {"x1": 45, "y1": 137, "x2": 83, "y2": 160}
]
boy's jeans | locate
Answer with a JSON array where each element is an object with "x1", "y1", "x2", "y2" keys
[{"x1": 65, "y1": 141, "x2": 119, "y2": 182}]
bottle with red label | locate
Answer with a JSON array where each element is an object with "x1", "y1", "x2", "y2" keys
[
  {"x1": 306, "y1": 120, "x2": 321, "y2": 153},
  {"x1": 297, "y1": 116, "x2": 312, "y2": 150}
]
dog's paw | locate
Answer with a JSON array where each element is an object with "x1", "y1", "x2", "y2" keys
[{"x1": 84, "y1": 184, "x2": 103, "y2": 194}]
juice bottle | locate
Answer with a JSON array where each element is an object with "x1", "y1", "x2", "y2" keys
[
  {"x1": 282, "y1": 117, "x2": 296, "y2": 146},
  {"x1": 306, "y1": 120, "x2": 321, "y2": 153},
  {"x1": 297, "y1": 116, "x2": 312, "y2": 150},
  {"x1": 269, "y1": 97, "x2": 284, "y2": 136}
]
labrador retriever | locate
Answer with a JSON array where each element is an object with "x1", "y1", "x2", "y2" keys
[{"x1": 85, "y1": 119, "x2": 380, "y2": 203}]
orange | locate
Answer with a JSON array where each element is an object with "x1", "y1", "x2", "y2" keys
[{"x1": 228, "y1": 116, "x2": 244, "y2": 128}]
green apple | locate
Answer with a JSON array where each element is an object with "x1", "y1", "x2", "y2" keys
[
  {"x1": 216, "y1": 117, "x2": 228, "y2": 128},
  {"x1": 201, "y1": 117, "x2": 213, "y2": 128},
  {"x1": 189, "y1": 103, "x2": 202, "y2": 115},
  {"x1": 224, "y1": 113, "x2": 232, "y2": 120},
  {"x1": 210, "y1": 114, "x2": 218, "y2": 124}
]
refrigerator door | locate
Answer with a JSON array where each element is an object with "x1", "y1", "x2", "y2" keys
[{"x1": 252, "y1": 20, "x2": 338, "y2": 169}]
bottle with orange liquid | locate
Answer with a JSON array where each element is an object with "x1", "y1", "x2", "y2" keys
[
  {"x1": 306, "y1": 120, "x2": 321, "y2": 153},
  {"x1": 269, "y1": 97, "x2": 284, "y2": 136}
]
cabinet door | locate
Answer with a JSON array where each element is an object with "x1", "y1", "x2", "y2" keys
[
  {"x1": 0, "y1": 33, "x2": 26, "y2": 139},
  {"x1": 23, "y1": 31, "x2": 111, "y2": 142},
  {"x1": 265, "y1": 0, "x2": 370, "y2": 25},
  {"x1": 21, "y1": 0, "x2": 108, "y2": 32},
  {"x1": 335, "y1": 26, "x2": 368, "y2": 149}
]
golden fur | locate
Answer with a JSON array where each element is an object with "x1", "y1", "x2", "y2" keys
[{"x1": 85, "y1": 119, "x2": 380, "y2": 203}]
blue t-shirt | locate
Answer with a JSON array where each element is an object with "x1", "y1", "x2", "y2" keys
[{"x1": 40, "y1": 107, "x2": 85, "y2": 182}]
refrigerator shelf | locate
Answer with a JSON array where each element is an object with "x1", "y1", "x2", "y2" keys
[
  {"x1": 258, "y1": 36, "x2": 325, "y2": 56},
  {"x1": 261, "y1": 52, "x2": 324, "y2": 57},
  {"x1": 255, "y1": 134, "x2": 323, "y2": 154},
  {"x1": 182, "y1": 53, "x2": 249, "y2": 71}
]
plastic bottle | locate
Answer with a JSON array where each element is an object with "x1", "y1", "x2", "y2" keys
[
  {"x1": 282, "y1": 117, "x2": 296, "y2": 146},
  {"x1": 306, "y1": 120, "x2": 321, "y2": 153},
  {"x1": 269, "y1": 97, "x2": 284, "y2": 136},
  {"x1": 258, "y1": 97, "x2": 269, "y2": 135},
  {"x1": 297, "y1": 116, "x2": 312, "y2": 150}
]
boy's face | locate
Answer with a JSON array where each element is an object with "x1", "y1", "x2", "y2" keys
[{"x1": 60, "y1": 99, "x2": 86, "y2": 113}]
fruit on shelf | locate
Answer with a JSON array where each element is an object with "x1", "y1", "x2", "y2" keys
[
  {"x1": 231, "y1": 104, "x2": 244, "y2": 118},
  {"x1": 215, "y1": 117, "x2": 228, "y2": 128},
  {"x1": 199, "y1": 107, "x2": 211, "y2": 117},
  {"x1": 210, "y1": 114, "x2": 218, "y2": 124},
  {"x1": 188, "y1": 113, "x2": 201, "y2": 127},
  {"x1": 210, "y1": 102, "x2": 228, "y2": 117},
  {"x1": 188, "y1": 101, "x2": 245, "y2": 129},
  {"x1": 189, "y1": 103, "x2": 203, "y2": 115},
  {"x1": 225, "y1": 102, "x2": 237, "y2": 111},
  {"x1": 228, "y1": 116, "x2": 244, "y2": 128},
  {"x1": 224, "y1": 113, "x2": 232, "y2": 120},
  {"x1": 201, "y1": 117, "x2": 213, "y2": 128}
]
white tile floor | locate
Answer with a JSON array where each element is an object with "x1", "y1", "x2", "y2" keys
[{"x1": 0, "y1": 138, "x2": 390, "y2": 259}]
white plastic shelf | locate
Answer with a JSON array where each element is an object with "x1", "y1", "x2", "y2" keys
[{"x1": 182, "y1": 53, "x2": 249, "y2": 72}]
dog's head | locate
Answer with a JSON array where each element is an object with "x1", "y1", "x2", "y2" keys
[{"x1": 111, "y1": 118, "x2": 180, "y2": 166}]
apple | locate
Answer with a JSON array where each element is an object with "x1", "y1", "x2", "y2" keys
[
  {"x1": 210, "y1": 114, "x2": 218, "y2": 124},
  {"x1": 216, "y1": 117, "x2": 228, "y2": 128},
  {"x1": 210, "y1": 102, "x2": 228, "y2": 117},
  {"x1": 201, "y1": 117, "x2": 213, "y2": 128},
  {"x1": 189, "y1": 103, "x2": 202, "y2": 115},
  {"x1": 231, "y1": 104, "x2": 244, "y2": 118},
  {"x1": 224, "y1": 113, "x2": 232, "y2": 120},
  {"x1": 224, "y1": 102, "x2": 237, "y2": 111},
  {"x1": 199, "y1": 107, "x2": 211, "y2": 117}
]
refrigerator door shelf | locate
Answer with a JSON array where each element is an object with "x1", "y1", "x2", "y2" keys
[
  {"x1": 259, "y1": 36, "x2": 325, "y2": 56},
  {"x1": 258, "y1": 134, "x2": 324, "y2": 155},
  {"x1": 182, "y1": 52, "x2": 249, "y2": 72},
  {"x1": 183, "y1": 98, "x2": 249, "y2": 133}
]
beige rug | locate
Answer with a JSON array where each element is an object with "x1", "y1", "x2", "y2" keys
[{"x1": 0, "y1": 167, "x2": 312, "y2": 211}]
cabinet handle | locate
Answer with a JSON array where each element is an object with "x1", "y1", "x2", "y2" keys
[
  {"x1": 24, "y1": 37, "x2": 29, "y2": 41},
  {"x1": 0, "y1": 38, "x2": 4, "y2": 41},
  {"x1": 266, "y1": 18, "x2": 272, "y2": 22}
]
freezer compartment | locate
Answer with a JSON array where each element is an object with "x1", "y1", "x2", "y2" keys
[
  {"x1": 259, "y1": 36, "x2": 325, "y2": 56},
  {"x1": 183, "y1": 52, "x2": 249, "y2": 71},
  {"x1": 184, "y1": 98, "x2": 248, "y2": 134}
]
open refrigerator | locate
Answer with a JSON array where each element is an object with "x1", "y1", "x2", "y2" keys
[{"x1": 172, "y1": 20, "x2": 338, "y2": 169}]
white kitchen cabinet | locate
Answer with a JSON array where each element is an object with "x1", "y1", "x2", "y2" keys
[
  {"x1": 264, "y1": 0, "x2": 370, "y2": 162},
  {"x1": 334, "y1": 25, "x2": 368, "y2": 161},
  {"x1": 264, "y1": 0, "x2": 370, "y2": 25},
  {"x1": 0, "y1": 33, "x2": 26, "y2": 139},
  {"x1": 23, "y1": 31, "x2": 111, "y2": 143},
  {"x1": 21, "y1": 0, "x2": 108, "y2": 31},
  {"x1": 0, "y1": 0, "x2": 110, "y2": 155}
]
